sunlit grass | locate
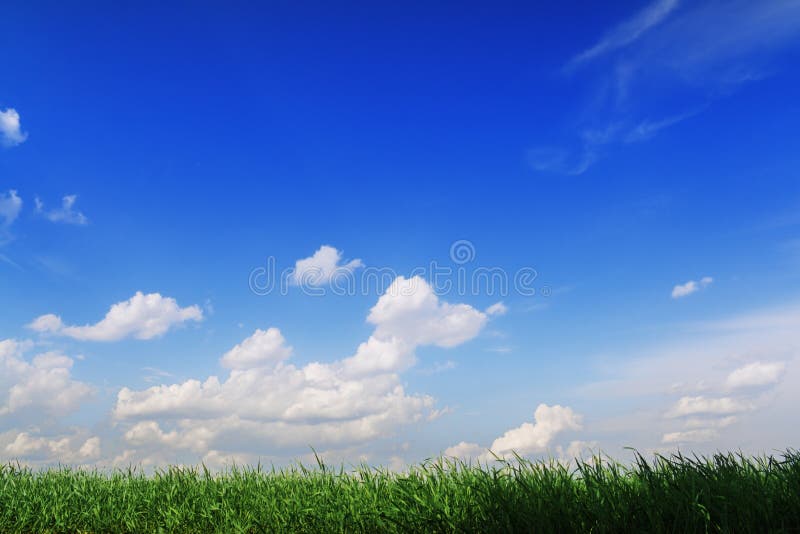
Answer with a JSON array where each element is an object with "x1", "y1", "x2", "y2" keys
[{"x1": 1, "y1": 450, "x2": 798, "y2": 532}]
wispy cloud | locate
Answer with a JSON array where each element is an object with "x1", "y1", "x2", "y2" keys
[
  {"x1": 532, "y1": 1, "x2": 800, "y2": 175},
  {"x1": 529, "y1": 110, "x2": 699, "y2": 175},
  {"x1": 566, "y1": 0, "x2": 680, "y2": 69},
  {"x1": 35, "y1": 195, "x2": 88, "y2": 225}
]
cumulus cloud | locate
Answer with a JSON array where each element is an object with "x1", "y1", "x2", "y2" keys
[
  {"x1": 220, "y1": 328, "x2": 292, "y2": 369},
  {"x1": 27, "y1": 292, "x2": 203, "y2": 341},
  {"x1": 443, "y1": 441, "x2": 485, "y2": 460},
  {"x1": 445, "y1": 404, "x2": 583, "y2": 461},
  {"x1": 0, "y1": 108, "x2": 27, "y2": 147},
  {"x1": 0, "y1": 339, "x2": 92, "y2": 417},
  {"x1": 671, "y1": 276, "x2": 712, "y2": 299},
  {"x1": 293, "y1": 245, "x2": 363, "y2": 287},
  {"x1": 34, "y1": 195, "x2": 88, "y2": 225},
  {"x1": 726, "y1": 361, "x2": 785, "y2": 390},
  {"x1": 111, "y1": 276, "x2": 486, "y2": 459},
  {"x1": 369, "y1": 276, "x2": 487, "y2": 348},
  {"x1": 3, "y1": 431, "x2": 100, "y2": 463},
  {"x1": 485, "y1": 302, "x2": 508, "y2": 316}
]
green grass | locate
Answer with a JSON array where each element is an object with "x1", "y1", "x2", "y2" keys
[{"x1": 1, "y1": 450, "x2": 799, "y2": 533}]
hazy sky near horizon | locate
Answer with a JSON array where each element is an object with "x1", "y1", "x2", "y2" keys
[{"x1": 2, "y1": 0, "x2": 800, "y2": 469}]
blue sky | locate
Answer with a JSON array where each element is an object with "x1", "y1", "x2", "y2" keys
[{"x1": 2, "y1": 0, "x2": 800, "y2": 469}]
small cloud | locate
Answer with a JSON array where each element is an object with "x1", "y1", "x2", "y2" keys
[
  {"x1": 27, "y1": 292, "x2": 203, "y2": 341},
  {"x1": 662, "y1": 428, "x2": 718, "y2": 444},
  {"x1": 0, "y1": 190, "x2": 23, "y2": 228},
  {"x1": 665, "y1": 395, "x2": 750, "y2": 418},
  {"x1": 485, "y1": 302, "x2": 508, "y2": 316},
  {"x1": 0, "y1": 108, "x2": 28, "y2": 147},
  {"x1": 35, "y1": 195, "x2": 88, "y2": 225},
  {"x1": 292, "y1": 245, "x2": 363, "y2": 287},
  {"x1": 671, "y1": 276, "x2": 713, "y2": 299},
  {"x1": 726, "y1": 361, "x2": 785, "y2": 390},
  {"x1": 0, "y1": 190, "x2": 23, "y2": 246}
]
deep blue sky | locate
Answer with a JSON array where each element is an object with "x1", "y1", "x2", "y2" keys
[{"x1": 2, "y1": 0, "x2": 800, "y2": 468}]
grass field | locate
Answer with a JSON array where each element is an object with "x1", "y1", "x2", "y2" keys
[{"x1": 1, "y1": 450, "x2": 799, "y2": 533}]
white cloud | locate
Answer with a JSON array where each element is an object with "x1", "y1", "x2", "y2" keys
[
  {"x1": 220, "y1": 328, "x2": 292, "y2": 369},
  {"x1": 662, "y1": 428, "x2": 718, "y2": 444},
  {"x1": 0, "y1": 108, "x2": 27, "y2": 147},
  {"x1": 666, "y1": 396, "x2": 750, "y2": 418},
  {"x1": 567, "y1": 0, "x2": 680, "y2": 67},
  {"x1": 487, "y1": 404, "x2": 583, "y2": 457},
  {"x1": 0, "y1": 190, "x2": 23, "y2": 246},
  {"x1": 340, "y1": 336, "x2": 415, "y2": 377},
  {"x1": 111, "y1": 277, "x2": 486, "y2": 458},
  {"x1": 445, "y1": 404, "x2": 583, "y2": 461},
  {"x1": 580, "y1": 301, "x2": 800, "y2": 454},
  {"x1": 4, "y1": 431, "x2": 100, "y2": 463},
  {"x1": 28, "y1": 292, "x2": 203, "y2": 341},
  {"x1": 485, "y1": 302, "x2": 508, "y2": 316},
  {"x1": 671, "y1": 276, "x2": 712, "y2": 298},
  {"x1": 0, "y1": 340, "x2": 92, "y2": 417},
  {"x1": 293, "y1": 245, "x2": 363, "y2": 286},
  {"x1": 0, "y1": 190, "x2": 22, "y2": 228},
  {"x1": 368, "y1": 276, "x2": 487, "y2": 348},
  {"x1": 557, "y1": 440, "x2": 599, "y2": 461},
  {"x1": 444, "y1": 441, "x2": 485, "y2": 460},
  {"x1": 35, "y1": 195, "x2": 88, "y2": 225},
  {"x1": 726, "y1": 361, "x2": 785, "y2": 389}
]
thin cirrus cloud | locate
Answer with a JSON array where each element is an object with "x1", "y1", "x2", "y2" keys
[
  {"x1": 35, "y1": 195, "x2": 89, "y2": 225},
  {"x1": 671, "y1": 276, "x2": 712, "y2": 299},
  {"x1": 565, "y1": 0, "x2": 679, "y2": 69},
  {"x1": 292, "y1": 245, "x2": 363, "y2": 287},
  {"x1": 109, "y1": 275, "x2": 487, "y2": 462},
  {"x1": 530, "y1": 0, "x2": 800, "y2": 175},
  {"x1": 0, "y1": 108, "x2": 27, "y2": 147},
  {"x1": 27, "y1": 292, "x2": 204, "y2": 341}
]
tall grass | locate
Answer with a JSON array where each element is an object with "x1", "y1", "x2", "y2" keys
[{"x1": 1, "y1": 450, "x2": 798, "y2": 532}]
